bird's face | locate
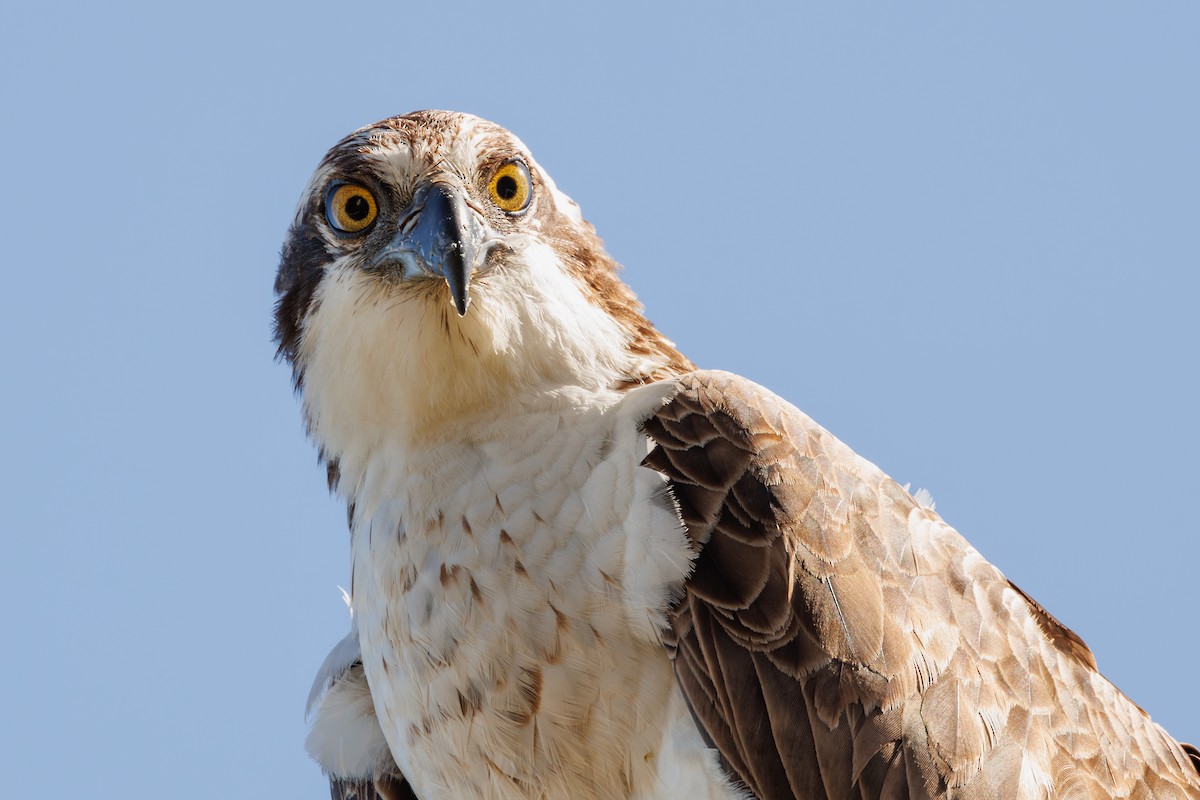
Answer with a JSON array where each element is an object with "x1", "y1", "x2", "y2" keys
[{"x1": 274, "y1": 111, "x2": 688, "y2": 454}]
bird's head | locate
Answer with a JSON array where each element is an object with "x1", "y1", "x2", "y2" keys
[{"x1": 274, "y1": 111, "x2": 689, "y2": 455}]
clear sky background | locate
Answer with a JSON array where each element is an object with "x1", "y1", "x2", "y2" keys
[{"x1": 2, "y1": 3, "x2": 1197, "y2": 796}]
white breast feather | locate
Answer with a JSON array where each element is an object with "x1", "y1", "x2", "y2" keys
[{"x1": 341, "y1": 386, "x2": 741, "y2": 799}]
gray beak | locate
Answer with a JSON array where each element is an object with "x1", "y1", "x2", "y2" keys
[{"x1": 370, "y1": 182, "x2": 485, "y2": 316}]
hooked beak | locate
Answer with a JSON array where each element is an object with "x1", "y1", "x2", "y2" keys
[{"x1": 369, "y1": 182, "x2": 487, "y2": 316}]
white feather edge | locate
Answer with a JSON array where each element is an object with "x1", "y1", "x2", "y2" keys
[
  {"x1": 305, "y1": 628, "x2": 364, "y2": 719},
  {"x1": 305, "y1": 626, "x2": 397, "y2": 780},
  {"x1": 902, "y1": 482, "x2": 937, "y2": 511}
]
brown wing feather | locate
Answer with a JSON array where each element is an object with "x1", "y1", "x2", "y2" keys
[{"x1": 644, "y1": 370, "x2": 1200, "y2": 800}]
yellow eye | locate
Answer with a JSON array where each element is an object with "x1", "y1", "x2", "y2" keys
[
  {"x1": 488, "y1": 160, "x2": 532, "y2": 214},
  {"x1": 325, "y1": 183, "x2": 378, "y2": 234}
]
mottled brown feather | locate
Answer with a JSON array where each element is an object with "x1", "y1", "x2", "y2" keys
[{"x1": 645, "y1": 370, "x2": 1200, "y2": 800}]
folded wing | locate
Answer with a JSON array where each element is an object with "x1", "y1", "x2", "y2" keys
[{"x1": 643, "y1": 370, "x2": 1200, "y2": 800}]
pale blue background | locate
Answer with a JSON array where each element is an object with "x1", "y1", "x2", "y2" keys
[{"x1": 2, "y1": 3, "x2": 1197, "y2": 796}]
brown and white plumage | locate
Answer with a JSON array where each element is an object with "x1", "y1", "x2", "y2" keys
[
  {"x1": 276, "y1": 111, "x2": 1200, "y2": 799},
  {"x1": 648, "y1": 371, "x2": 1200, "y2": 798}
]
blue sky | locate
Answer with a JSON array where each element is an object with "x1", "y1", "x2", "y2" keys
[{"x1": 2, "y1": 3, "x2": 1197, "y2": 795}]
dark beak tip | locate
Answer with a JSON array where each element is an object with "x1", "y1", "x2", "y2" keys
[{"x1": 377, "y1": 180, "x2": 480, "y2": 317}]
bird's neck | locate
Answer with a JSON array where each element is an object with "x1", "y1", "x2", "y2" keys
[{"x1": 298, "y1": 272, "x2": 671, "y2": 498}]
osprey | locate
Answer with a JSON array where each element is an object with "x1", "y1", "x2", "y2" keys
[{"x1": 275, "y1": 111, "x2": 1200, "y2": 800}]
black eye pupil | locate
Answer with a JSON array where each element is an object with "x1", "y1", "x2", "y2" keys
[
  {"x1": 345, "y1": 195, "x2": 370, "y2": 221},
  {"x1": 496, "y1": 175, "x2": 519, "y2": 201}
]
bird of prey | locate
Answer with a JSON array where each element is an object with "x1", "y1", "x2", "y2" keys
[{"x1": 275, "y1": 111, "x2": 1200, "y2": 800}]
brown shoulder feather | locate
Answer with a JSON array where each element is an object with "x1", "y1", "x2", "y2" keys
[{"x1": 643, "y1": 369, "x2": 1200, "y2": 800}]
